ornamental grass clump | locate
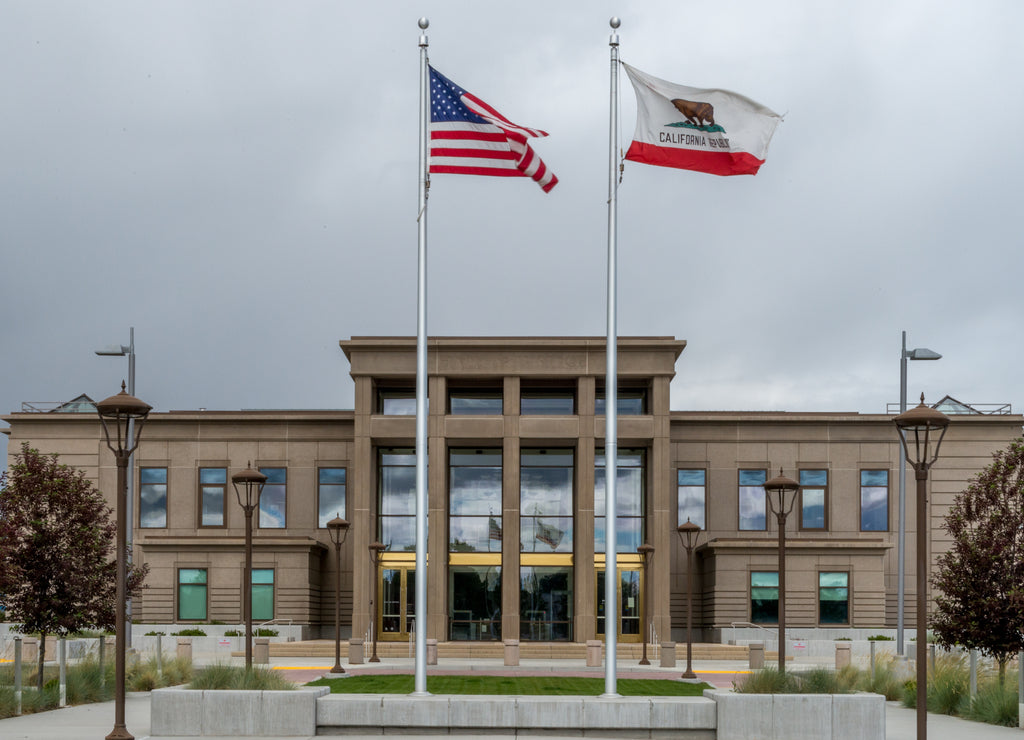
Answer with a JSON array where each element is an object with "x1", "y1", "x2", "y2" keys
[
  {"x1": 733, "y1": 666, "x2": 799, "y2": 693},
  {"x1": 856, "y1": 653, "x2": 904, "y2": 700},
  {"x1": 189, "y1": 663, "x2": 293, "y2": 691},
  {"x1": 962, "y1": 679, "x2": 1019, "y2": 727}
]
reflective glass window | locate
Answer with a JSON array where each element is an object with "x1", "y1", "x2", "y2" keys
[
  {"x1": 819, "y1": 572, "x2": 849, "y2": 624},
  {"x1": 252, "y1": 568, "x2": 274, "y2": 621},
  {"x1": 520, "y1": 566, "x2": 573, "y2": 641},
  {"x1": 677, "y1": 469, "x2": 706, "y2": 529},
  {"x1": 738, "y1": 470, "x2": 767, "y2": 530},
  {"x1": 751, "y1": 571, "x2": 778, "y2": 624},
  {"x1": 449, "y1": 449, "x2": 502, "y2": 553},
  {"x1": 595, "y1": 389, "x2": 647, "y2": 416},
  {"x1": 520, "y1": 450, "x2": 573, "y2": 553},
  {"x1": 449, "y1": 566, "x2": 501, "y2": 640},
  {"x1": 860, "y1": 470, "x2": 889, "y2": 531},
  {"x1": 378, "y1": 390, "x2": 417, "y2": 415},
  {"x1": 520, "y1": 391, "x2": 575, "y2": 415},
  {"x1": 140, "y1": 467, "x2": 167, "y2": 528},
  {"x1": 178, "y1": 568, "x2": 207, "y2": 620},
  {"x1": 318, "y1": 467, "x2": 346, "y2": 528},
  {"x1": 258, "y1": 467, "x2": 286, "y2": 528},
  {"x1": 379, "y1": 449, "x2": 419, "y2": 551},
  {"x1": 594, "y1": 449, "x2": 645, "y2": 553},
  {"x1": 199, "y1": 467, "x2": 226, "y2": 527},
  {"x1": 449, "y1": 391, "x2": 503, "y2": 415},
  {"x1": 799, "y1": 469, "x2": 828, "y2": 530}
]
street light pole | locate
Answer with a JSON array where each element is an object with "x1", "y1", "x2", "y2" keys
[
  {"x1": 676, "y1": 521, "x2": 703, "y2": 680},
  {"x1": 96, "y1": 382, "x2": 151, "y2": 740},
  {"x1": 898, "y1": 332, "x2": 942, "y2": 655},
  {"x1": 894, "y1": 394, "x2": 949, "y2": 740},
  {"x1": 231, "y1": 464, "x2": 267, "y2": 670},
  {"x1": 368, "y1": 541, "x2": 386, "y2": 663},
  {"x1": 764, "y1": 469, "x2": 800, "y2": 674},
  {"x1": 327, "y1": 517, "x2": 351, "y2": 675},
  {"x1": 636, "y1": 543, "x2": 654, "y2": 666}
]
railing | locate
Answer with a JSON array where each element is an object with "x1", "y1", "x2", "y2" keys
[
  {"x1": 728, "y1": 621, "x2": 775, "y2": 644},
  {"x1": 886, "y1": 402, "x2": 1012, "y2": 415}
]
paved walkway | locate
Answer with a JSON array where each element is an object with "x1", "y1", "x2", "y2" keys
[{"x1": 1, "y1": 656, "x2": 1020, "y2": 739}]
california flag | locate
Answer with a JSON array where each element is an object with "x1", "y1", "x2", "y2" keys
[{"x1": 623, "y1": 63, "x2": 781, "y2": 176}]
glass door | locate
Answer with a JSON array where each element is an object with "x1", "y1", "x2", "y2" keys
[
  {"x1": 596, "y1": 567, "x2": 642, "y2": 642},
  {"x1": 379, "y1": 566, "x2": 416, "y2": 640}
]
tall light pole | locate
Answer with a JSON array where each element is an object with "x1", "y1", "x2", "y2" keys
[
  {"x1": 764, "y1": 469, "x2": 800, "y2": 674},
  {"x1": 327, "y1": 516, "x2": 351, "y2": 675},
  {"x1": 676, "y1": 521, "x2": 703, "y2": 680},
  {"x1": 96, "y1": 382, "x2": 151, "y2": 740},
  {"x1": 636, "y1": 543, "x2": 654, "y2": 665},
  {"x1": 368, "y1": 541, "x2": 386, "y2": 663},
  {"x1": 898, "y1": 332, "x2": 941, "y2": 655},
  {"x1": 894, "y1": 395, "x2": 949, "y2": 740},
  {"x1": 231, "y1": 464, "x2": 267, "y2": 670},
  {"x1": 96, "y1": 328, "x2": 137, "y2": 645}
]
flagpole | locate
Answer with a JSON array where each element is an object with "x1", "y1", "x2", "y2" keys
[
  {"x1": 413, "y1": 16, "x2": 430, "y2": 697},
  {"x1": 602, "y1": 16, "x2": 621, "y2": 699}
]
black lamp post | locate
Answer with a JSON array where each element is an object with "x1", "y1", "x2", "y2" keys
[
  {"x1": 764, "y1": 468, "x2": 800, "y2": 674},
  {"x1": 327, "y1": 516, "x2": 351, "y2": 674},
  {"x1": 96, "y1": 382, "x2": 151, "y2": 740},
  {"x1": 894, "y1": 394, "x2": 949, "y2": 740},
  {"x1": 676, "y1": 520, "x2": 703, "y2": 680},
  {"x1": 368, "y1": 541, "x2": 386, "y2": 663},
  {"x1": 636, "y1": 543, "x2": 655, "y2": 665},
  {"x1": 231, "y1": 464, "x2": 267, "y2": 670}
]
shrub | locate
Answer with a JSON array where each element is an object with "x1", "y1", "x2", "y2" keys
[
  {"x1": 171, "y1": 628, "x2": 207, "y2": 637},
  {"x1": 733, "y1": 666, "x2": 799, "y2": 693},
  {"x1": 963, "y1": 680, "x2": 1019, "y2": 727},
  {"x1": 144, "y1": 631, "x2": 166, "y2": 636},
  {"x1": 867, "y1": 635, "x2": 894, "y2": 641}
]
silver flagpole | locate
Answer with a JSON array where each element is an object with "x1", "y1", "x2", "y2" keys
[
  {"x1": 602, "y1": 16, "x2": 621, "y2": 699},
  {"x1": 413, "y1": 16, "x2": 430, "y2": 697}
]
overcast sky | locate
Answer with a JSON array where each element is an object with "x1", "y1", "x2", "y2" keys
[{"x1": 3, "y1": 1, "x2": 1021, "y2": 463}]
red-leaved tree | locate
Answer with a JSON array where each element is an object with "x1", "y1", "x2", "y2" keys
[
  {"x1": 931, "y1": 437, "x2": 1024, "y2": 682},
  {"x1": 0, "y1": 443, "x2": 148, "y2": 689}
]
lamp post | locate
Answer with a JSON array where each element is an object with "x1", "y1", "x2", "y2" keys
[
  {"x1": 763, "y1": 469, "x2": 800, "y2": 674},
  {"x1": 327, "y1": 516, "x2": 351, "y2": 675},
  {"x1": 96, "y1": 328, "x2": 137, "y2": 645},
  {"x1": 897, "y1": 332, "x2": 941, "y2": 655},
  {"x1": 676, "y1": 520, "x2": 703, "y2": 680},
  {"x1": 894, "y1": 394, "x2": 949, "y2": 740},
  {"x1": 636, "y1": 543, "x2": 655, "y2": 665},
  {"x1": 95, "y1": 382, "x2": 151, "y2": 740},
  {"x1": 231, "y1": 464, "x2": 267, "y2": 670},
  {"x1": 368, "y1": 541, "x2": 386, "y2": 663}
]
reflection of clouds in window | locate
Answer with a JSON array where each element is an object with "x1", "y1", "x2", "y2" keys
[
  {"x1": 739, "y1": 487, "x2": 766, "y2": 529},
  {"x1": 802, "y1": 489, "x2": 826, "y2": 528},
  {"x1": 259, "y1": 477, "x2": 286, "y2": 528},
  {"x1": 139, "y1": 467, "x2": 167, "y2": 528}
]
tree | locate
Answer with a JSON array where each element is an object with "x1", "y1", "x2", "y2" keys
[
  {"x1": 931, "y1": 437, "x2": 1024, "y2": 682},
  {"x1": 0, "y1": 443, "x2": 147, "y2": 689}
]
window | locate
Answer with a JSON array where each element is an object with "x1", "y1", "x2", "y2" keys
[
  {"x1": 520, "y1": 566, "x2": 573, "y2": 641},
  {"x1": 520, "y1": 449, "x2": 573, "y2": 553},
  {"x1": 595, "y1": 388, "x2": 647, "y2": 415},
  {"x1": 178, "y1": 568, "x2": 207, "y2": 620},
  {"x1": 449, "y1": 390, "x2": 503, "y2": 415},
  {"x1": 738, "y1": 469, "x2": 767, "y2": 530},
  {"x1": 520, "y1": 389, "x2": 575, "y2": 415},
  {"x1": 860, "y1": 470, "x2": 889, "y2": 531},
  {"x1": 379, "y1": 449, "x2": 417, "y2": 551},
  {"x1": 449, "y1": 449, "x2": 502, "y2": 552},
  {"x1": 258, "y1": 467, "x2": 286, "y2": 528},
  {"x1": 799, "y1": 469, "x2": 828, "y2": 530},
  {"x1": 139, "y1": 467, "x2": 167, "y2": 528},
  {"x1": 378, "y1": 389, "x2": 417, "y2": 415},
  {"x1": 594, "y1": 449, "x2": 645, "y2": 553},
  {"x1": 819, "y1": 572, "x2": 849, "y2": 624},
  {"x1": 199, "y1": 468, "x2": 226, "y2": 527},
  {"x1": 449, "y1": 566, "x2": 501, "y2": 640},
  {"x1": 252, "y1": 568, "x2": 274, "y2": 621},
  {"x1": 677, "y1": 469, "x2": 706, "y2": 529},
  {"x1": 750, "y1": 571, "x2": 778, "y2": 624},
  {"x1": 318, "y1": 468, "x2": 346, "y2": 528}
]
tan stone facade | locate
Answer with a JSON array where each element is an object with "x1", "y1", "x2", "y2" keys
[{"x1": 3, "y1": 336, "x2": 1020, "y2": 643}]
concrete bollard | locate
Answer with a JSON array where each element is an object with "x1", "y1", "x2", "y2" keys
[
  {"x1": 22, "y1": 637, "x2": 38, "y2": 664},
  {"x1": 176, "y1": 638, "x2": 192, "y2": 661},
  {"x1": 59, "y1": 638, "x2": 67, "y2": 708},
  {"x1": 254, "y1": 637, "x2": 270, "y2": 665},
  {"x1": 14, "y1": 637, "x2": 23, "y2": 716},
  {"x1": 1018, "y1": 650, "x2": 1022, "y2": 729},
  {"x1": 426, "y1": 638, "x2": 438, "y2": 665},
  {"x1": 969, "y1": 649, "x2": 978, "y2": 698},
  {"x1": 586, "y1": 640, "x2": 602, "y2": 667},
  {"x1": 748, "y1": 643, "x2": 764, "y2": 669},
  {"x1": 349, "y1": 638, "x2": 364, "y2": 665},
  {"x1": 660, "y1": 641, "x2": 677, "y2": 668},
  {"x1": 503, "y1": 639, "x2": 520, "y2": 667},
  {"x1": 835, "y1": 642, "x2": 852, "y2": 669}
]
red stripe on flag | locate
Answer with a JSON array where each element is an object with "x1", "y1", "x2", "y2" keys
[
  {"x1": 431, "y1": 147, "x2": 518, "y2": 161},
  {"x1": 431, "y1": 130, "x2": 509, "y2": 143},
  {"x1": 430, "y1": 165, "x2": 524, "y2": 177},
  {"x1": 625, "y1": 141, "x2": 766, "y2": 176}
]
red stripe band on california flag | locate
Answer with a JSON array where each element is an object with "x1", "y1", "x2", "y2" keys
[{"x1": 625, "y1": 142, "x2": 766, "y2": 177}]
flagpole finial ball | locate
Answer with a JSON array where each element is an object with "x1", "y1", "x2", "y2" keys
[
  {"x1": 610, "y1": 17, "x2": 621, "y2": 29},
  {"x1": 418, "y1": 17, "x2": 429, "y2": 30}
]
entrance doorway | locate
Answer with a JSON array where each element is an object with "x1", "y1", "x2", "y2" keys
[
  {"x1": 379, "y1": 566, "x2": 416, "y2": 640},
  {"x1": 596, "y1": 567, "x2": 642, "y2": 642}
]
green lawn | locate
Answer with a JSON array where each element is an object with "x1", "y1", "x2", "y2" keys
[{"x1": 308, "y1": 674, "x2": 709, "y2": 696}]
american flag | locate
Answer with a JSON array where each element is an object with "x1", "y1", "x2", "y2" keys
[{"x1": 429, "y1": 66, "x2": 558, "y2": 193}]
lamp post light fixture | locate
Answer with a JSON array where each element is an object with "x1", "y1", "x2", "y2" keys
[
  {"x1": 327, "y1": 516, "x2": 351, "y2": 675},
  {"x1": 636, "y1": 543, "x2": 655, "y2": 666},
  {"x1": 898, "y1": 332, "x2": 942, "y2": 655},
  {"x1": 763, "y1": 468, "x2": 800, "y2": 674},
  {"x1": 95, "y1": 382, "x2": 151, "y2": 740},
  {"x1": 676, "y1": 520, "x2": 703, "y2": 680},
  {"x1": 368, "y1": 541, "x2": 386, "y2": 663},
  {"x1": 231, "y1": 464, "x2": 267, "y2": 670},
  {"x1": 894, "y1": 394, "x2": 950, "y2": 740}
]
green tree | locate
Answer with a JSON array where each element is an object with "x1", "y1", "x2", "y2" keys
[
  {"x1": 0, "y1": 443, "x2": 147, "y2": 689},
  {"x1": 931, "y1": 438, "x2": 1024, "y2": 682}
]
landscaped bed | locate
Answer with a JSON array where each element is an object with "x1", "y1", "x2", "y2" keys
[{"x1": 308, "y1": 674, "x2": 710, "y2": 696}]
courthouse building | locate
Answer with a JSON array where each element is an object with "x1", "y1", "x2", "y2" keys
[{"x1": 3, "y1": 336, "x2": 1020, "y2": 645}]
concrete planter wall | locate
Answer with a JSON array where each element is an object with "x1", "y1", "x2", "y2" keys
[
  {"x1": 151, "y1": 686, "x2": 328, "y2": 737},
  {"x1": 707, "y1": 690, "x2": 885, "y2": 740}
]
